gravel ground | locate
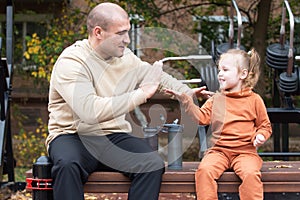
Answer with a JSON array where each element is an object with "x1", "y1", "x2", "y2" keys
[
  {"x1": 85, "y1": 193, "x2": 196, "y2": 200},
  {"x1": 3, "y1": 189, "x2": 197, "y2": 200}
]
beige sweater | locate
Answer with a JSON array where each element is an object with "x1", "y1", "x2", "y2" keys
[{"x1": 46, "y1": 39, "x2": 191, "y2": 147}]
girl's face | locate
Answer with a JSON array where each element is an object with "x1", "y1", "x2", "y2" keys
[{"x1": 218, "y1": 55, "x2": 247, "y2": 92}]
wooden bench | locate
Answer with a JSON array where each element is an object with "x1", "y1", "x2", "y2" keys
[{"x1": 26, "y1": 161, "x2": 300, "y2": 194}]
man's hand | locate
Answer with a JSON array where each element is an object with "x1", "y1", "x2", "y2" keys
[
  {"x1": 140, "y1": 61, "x2": 163, "y2": 99},
  {"x1": 253, "y1": 134, "x2": 266, "y2": 147}
]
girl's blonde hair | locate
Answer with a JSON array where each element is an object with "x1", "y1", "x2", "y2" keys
[{"x1": 218, "y1": 48, "x2": 261, "y2": 88}]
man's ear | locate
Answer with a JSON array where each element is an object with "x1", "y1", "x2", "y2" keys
[
  {"x1": 93, "y1": 26, "x2": 103, "y2": 38},
  {"x1": 240, "y1": 69, "x2": 248, "y2": 80}
]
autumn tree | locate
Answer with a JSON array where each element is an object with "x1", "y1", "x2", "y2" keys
[{"x1": 24, "y1": 0, "x2": 300, "y2": 97}]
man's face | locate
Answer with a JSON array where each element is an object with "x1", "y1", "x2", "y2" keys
[{"x1": 97, "y1": 18, "x2": 131, "y2": 60}]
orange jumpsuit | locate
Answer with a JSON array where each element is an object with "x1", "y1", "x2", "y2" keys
[{"x1": 186, "y1": 87, "x2": 272, "y2": 200}]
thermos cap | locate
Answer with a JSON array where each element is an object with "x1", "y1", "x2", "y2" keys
[{"x1": 34, "y1": 156, "x2": 52, "y2": 166}]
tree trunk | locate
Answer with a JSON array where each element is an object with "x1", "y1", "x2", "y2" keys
[{"x1": 252, "y1": 0, "x2": 272, "y2": 96}]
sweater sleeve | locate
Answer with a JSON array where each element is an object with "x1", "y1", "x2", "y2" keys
[
  {"x1": 253, "y1": 94, "x2": 272, "y2": 141},
  {"x1": 159, "y1": 72, "x2": 192, "y2": 94},
  {"x1": 52, "y1": 58, "x2": 147, "y2": 124},
  {"x1": 179, "y1": 93, "x2": 212, "y2": 125}
]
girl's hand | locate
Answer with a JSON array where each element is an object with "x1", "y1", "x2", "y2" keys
[
  {"x1": 164, "y1": 88, "x2": 201, "y2": 123},
  {"x1": 164, "y1": 88, "x2": 195, "y2": 110},
  {"x1": 191, "y1": 86, "x2": 215, "y2": 99},
  {"x1": 253, "y1": 134, "x2": 266, "y2": 147},
  {"x1": 164, "y1": 89, "x2": 189, "y2": 103}
]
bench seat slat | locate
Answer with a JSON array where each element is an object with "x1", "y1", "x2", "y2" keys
[
  {"x1": 84, "y1": 181, "x2": 300, "y2": 193},
  {"x1": 218, "y1": 171, "x2": 300, "y2": 182},
  {"x1": 263, "y1": 182, "x2": 300, "y2": 192},
  {"x1": 88, "y1": 171, "x2": 300, "y2": 182},
  {"x1": 88, "y1": 172, "x2": 196, "y2": 182},
  {"x1": 218, "y1": 182, "x2": 300, "y2": 193},
  {"x1": 84, "y1": 182, "x2": 197, "y2": 193},
  {"x1": 26, "y1": 161, "x2": 300, "y2": 193}
]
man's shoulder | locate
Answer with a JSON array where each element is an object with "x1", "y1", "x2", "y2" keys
[
  {"x1": 119, "y1": 48, "x2": 147, "y2": 66},
  {"x1": 64, "y1": 39, "x2": 88, "y2": 53},
  {"x1": 122, "y1": 47, "x2": 135, "y2": 58},
  {"x1": 56, "y1": 39, "x2": 90, "y2": 62}
]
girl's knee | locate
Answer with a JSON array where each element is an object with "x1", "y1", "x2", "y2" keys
[
  {"x1": 239, "y1": 169, "x2": 261, "y2": 181},
  {"x1": 196, "y1": 165, "x2": 223, "y2": 181},
  {"x1": 196, "y1": 166, "x2": 210, "y2": 178}
]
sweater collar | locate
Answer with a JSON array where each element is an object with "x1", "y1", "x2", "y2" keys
[
  {"x1": 84, "y1": 39, "x2": 116, "y2": 63},
  {"x1": 221, "y1": 87, "x2": 253, "y2": 97}
]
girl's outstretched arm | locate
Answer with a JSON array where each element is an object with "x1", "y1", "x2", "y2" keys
[
  {"x1": 191, "y1": 86, "x2": 215, "y2": 99},
  {"x1": 164, "y1": 88, "x2": 202, "y2": 123}
]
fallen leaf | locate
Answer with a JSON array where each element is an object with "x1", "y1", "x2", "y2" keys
[{"x1": 274, "y1": 165, "x2": 292, "y2": 168}]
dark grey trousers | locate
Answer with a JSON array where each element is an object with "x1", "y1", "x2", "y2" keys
[{"x1": 49, "y1": 133, "x2": 165, "y2": 200}]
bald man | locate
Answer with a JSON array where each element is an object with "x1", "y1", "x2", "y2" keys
[{"x1": 46, "y1": 2, "x2": 194, "y2": 200}]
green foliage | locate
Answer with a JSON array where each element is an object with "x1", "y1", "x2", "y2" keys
[
  {"x1": 23, "y1": 5, "x2": 87, "y2": 82},
  {"x1": 22, "y1": 0, "x2": 166, "y2": 82},
  {"x1": 13, "y1": 118, "x2": 48, "y2": 168}
]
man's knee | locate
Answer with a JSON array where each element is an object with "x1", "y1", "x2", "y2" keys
[
  {"x1": 146, "y1": 153, "x2": 165, "y2": 172},
  {"x1": 52, "y1": 158, "x2": 81, "y2": 177}
]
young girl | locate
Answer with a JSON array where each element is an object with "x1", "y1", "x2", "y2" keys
[{"x1": 166, "y1": 48, "x2": 272, "y2": 200}]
